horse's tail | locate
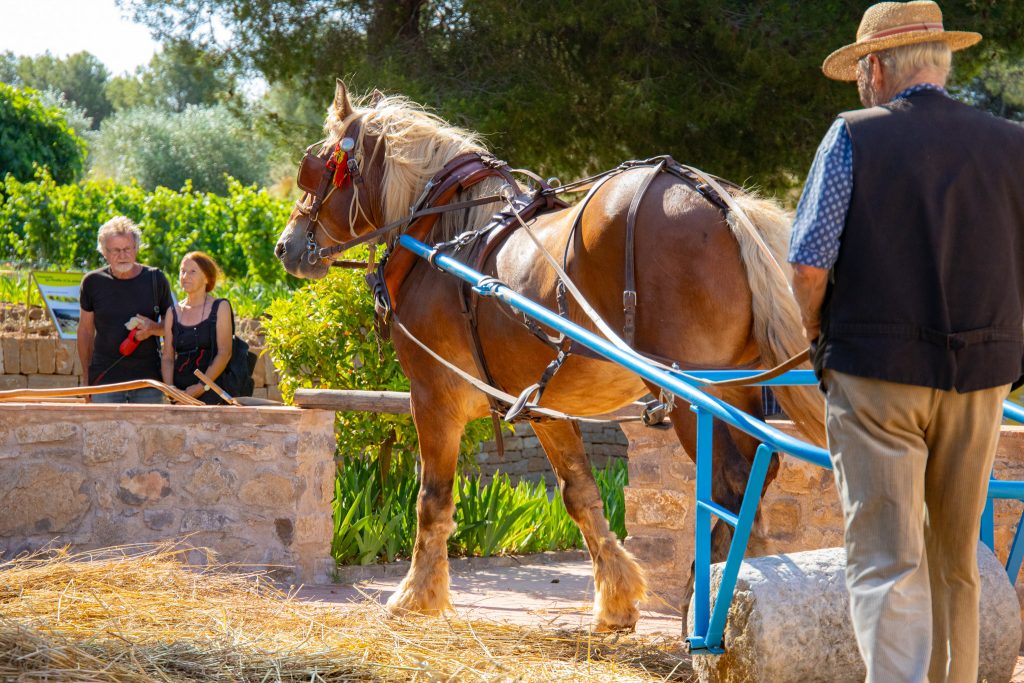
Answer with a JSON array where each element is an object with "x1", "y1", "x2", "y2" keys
[{"x1": 725, "y1": 193, "x2": 827, "y2": 446}]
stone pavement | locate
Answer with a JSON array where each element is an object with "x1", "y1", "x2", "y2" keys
[{"x1": 295, "y1": 554, "x2": 681, "y2": 637}]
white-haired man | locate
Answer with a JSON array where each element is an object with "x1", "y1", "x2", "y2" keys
[
  {"x1": 789, "y1": 2, "x2": 1024, "y2": 681},
  {"x1": 78, "y1": 216, "x2": 173, "y2": 403}
]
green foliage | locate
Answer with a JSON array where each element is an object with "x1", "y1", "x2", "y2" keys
[
  {"x1": 123, "y1": 0, "x2": 1024, "y2": 194},
  {"x1": 106, "y1": 40, "x2": 236, "y2": 113},
  {"x1": 330, "y1": 451, "x2": 630, "y2": 565},
  {"x1": 0, "y1": 51, "x2": 112, "y2": 128},
  {"x1": 0, "y1": 84, "x2": 87, "y2": 185},
  {"x1": 0, "y1": 170, "x2": 291, "y2": 284},
  {"x1": 90, "y1": 105, "x2": 272, "y2": 194},
  {"x1": 955, "y1": 54, "x2": 1024, "y2": 121}
]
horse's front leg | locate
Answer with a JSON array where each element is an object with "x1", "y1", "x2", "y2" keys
[
  {"x1": 385, "y1": 400, "x2": 464, "y2": 616},
  {"x1": 532, "y1": 419, "x2": 647, "y2": 631}
]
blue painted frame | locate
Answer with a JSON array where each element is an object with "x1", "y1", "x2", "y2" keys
[{"x1": 399, "y1": 234, "x2": 1024, "y2": 655}]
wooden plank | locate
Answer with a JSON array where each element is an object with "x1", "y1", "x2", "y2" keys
[{"x1": 292, "y1": 389, "x2": 412, "y2": 413}]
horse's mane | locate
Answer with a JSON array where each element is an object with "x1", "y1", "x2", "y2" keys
[{"x1": 324, "y1": 95, "x2": 506, "y2": 247}]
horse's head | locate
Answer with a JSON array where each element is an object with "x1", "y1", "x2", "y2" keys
[{"x1": 275, "y1": 80, "x2": 385, "y2": 279}]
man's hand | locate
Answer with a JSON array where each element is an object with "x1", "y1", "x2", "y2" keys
[
  {"x1": 132, "y1": 315, "x2": 161, "y2": 341},
  {"x1": 790, "y1": 264, "x2": 829, "y2": 345},
  {"x1": 185, "y1": 383, "x2": 206, "y2": 398}
]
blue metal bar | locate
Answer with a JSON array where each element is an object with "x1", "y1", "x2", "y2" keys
[
  {"x1": 1006, "y1": 505, "x2": 1024, "y2": 586},
  {"x1": 692, "y1": 406, "x2": 715, "y2": 650},
  {"x1": 981, "y1": 497, "x2": 995, "y2": 551},
  {"x1": 705, "y1": 443, "x2": 776, "y2": 648},
  {"x1": 400, "y1": 235, "x2": 833, "y2": 469},
  {"x1": 682, "y1": 369, "x2": 818, "y2": 386},
  {"x1": 696, "y1": 500, "x2": 740, "y2": 528},
  {"x1": 400, "y1": 235, "x2": 1024, "y2": 652}
]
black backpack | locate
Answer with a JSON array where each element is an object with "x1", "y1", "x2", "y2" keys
[{"x1": 215, "y1": 299, "x2": 257, "y2": 397}]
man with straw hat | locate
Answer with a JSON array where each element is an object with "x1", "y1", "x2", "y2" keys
[{"x1": 788, "y1": 2, "x2": 1024, "y2": 681}]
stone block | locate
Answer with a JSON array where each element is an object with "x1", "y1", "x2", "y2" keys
[
  {"x1": 14, "y1": 422, "x2": 79, "y2": 445},
  {"x1": 252, "y1": 349, "x2": 267, "y2": 388},
  {"x1": 140, "y1": 427, "x2": 188, "y2": 464},
  {"x1": 624, "y1": 487, "x2": 690, "y2": 529},
  {"x1": 180, "y1": 509, "x2": 234, "y2": 532},
  {"x1": 55, "y1": 340, "x2": 75, "y2": 374},
  {"x1": 264, "y1": 355, "x2": 279, "y2": 385},
  {"x1": 185, "y1": 459, "x2": 239, "y2": 505},
  {"x1": 0, "y1": 464, "x2": 89, "y2": 535},
  {"x1": 27, "y1": 374, "x2": 79, "y2": 389},
  {"x1": 267, "y1": 386, "x2": 283, "y2": 402},
  {"x1": 0, "y1": 374, "x2": 27, "y2": 390},
  {"x1": 240, "y1": 472, "x2": 298, "y2": 508},
  {"x1": 116, "y1": 469, "x2": 171, "y2": 505},
  {"x1": 252, "y1": 387, "x2": 268, "y2": 399},
  {"x1": 689, "y1": 545, "x2": 1020, "y2": 683},
  {"x1": 1, "y1": 338, "x2": 19, "y2": 374},
  {"x1": 84, "y1": 421, "x2": 136, "y2": 465},
  {"x1": 35, "y1": 337, "x2": 56, "y2": 374},
  {"x1": 18, "y1": 338, "x2": 37, "y2": 374}
]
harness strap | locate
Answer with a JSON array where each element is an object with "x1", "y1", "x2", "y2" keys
[
  {"x1": 392, "y1": 314, "x2": 641, "y2": 424},
  {"x1": 623, "y1": 160, "x2": 666, "y2": 346}
]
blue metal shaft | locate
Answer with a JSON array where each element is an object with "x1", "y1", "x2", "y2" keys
[
  {"x1": 399, "y1": 234, "x2": 1024, "y2": 651},
  {"x1": 399, "y1": 234, "x2": 831, "y2": 467}
]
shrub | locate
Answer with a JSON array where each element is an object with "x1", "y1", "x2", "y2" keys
[
  {"x1": 0, "y1": 170, "x2": 291, "y2": 285},
  {"x1": 89, "y1": 105, "x2": 272, "y2": 195},
  {"x1": 0, "y1": 83, "x2": 87, "y2": 185}
]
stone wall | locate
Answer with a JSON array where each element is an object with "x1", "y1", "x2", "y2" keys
[
  {"x1": 623, "y1": 420, "x2": 1024, "y2": 612},
  {"x1": 0, "y1": 403, "x2": 336, "y2": 585},
  {"x1": 477, "y1": 421, "x2": 629, "y2": 485}
]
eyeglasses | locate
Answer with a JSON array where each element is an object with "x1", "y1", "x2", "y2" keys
[{"x1": 105, "y1": 247, "x2": 137, "y2": 256}]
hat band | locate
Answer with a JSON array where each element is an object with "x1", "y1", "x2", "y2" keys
[{"x1": 862, "y1": 22, "x2": 944, "y2": 41}]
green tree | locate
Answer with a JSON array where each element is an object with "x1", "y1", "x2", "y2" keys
[
  {"x1": 106, "y1": 40, "x2": 236, "y2": 113},
  {"x1": 2, "y1": 51, "x2": 112, "y2": 128},
  {"x1": 0, "y1": 83, "x2": 87, "y2": 185},
  {"x1": 90, "y1": 104, "x2": 271, "y2": 194},
  {"x1": 121, "y1": 0, "x2": 1024, "y2": 193},
  {"x1": 956, "y1": 54, "x2": 1024, "y2": 121}
]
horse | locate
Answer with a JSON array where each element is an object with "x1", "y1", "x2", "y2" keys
[{"x1": 275, "y1": 80, "x2": 825, "y2": 631}]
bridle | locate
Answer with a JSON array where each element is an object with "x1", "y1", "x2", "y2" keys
[{"x1": 293, "y1": 114, "x2": 382, "y2": 265}]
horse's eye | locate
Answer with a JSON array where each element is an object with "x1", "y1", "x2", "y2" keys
[{"x1": 340, "y1": 137, "x2": 356, "y2": 153}]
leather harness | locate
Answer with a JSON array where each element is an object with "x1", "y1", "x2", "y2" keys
[{"x1": 295, "y1": 126, "x2": 761, "y2": 436}]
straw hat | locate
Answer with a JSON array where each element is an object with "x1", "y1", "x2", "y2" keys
[{"x1": 822, "y1": 1, "x2": 981, "y2": 81}]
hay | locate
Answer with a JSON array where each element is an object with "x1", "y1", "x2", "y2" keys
[{"x1": 0, "y1": 544, "x2": 692, "y2": 681}]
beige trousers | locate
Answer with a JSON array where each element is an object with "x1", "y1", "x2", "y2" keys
[{"x1": 824, "y1": 370, "x2": 1008, "y2": 683}]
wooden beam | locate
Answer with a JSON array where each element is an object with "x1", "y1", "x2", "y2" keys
[{"x1": 292, "y1": 389, "x2": 411, "y2": 414}]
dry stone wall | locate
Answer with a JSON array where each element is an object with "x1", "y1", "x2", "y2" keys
[
  {"x1": 0, "y1": 403, "x2": 336, "y2": 584},
  {"x1": 623, "y1": 419, "x2": 1024, "y2": 617}
]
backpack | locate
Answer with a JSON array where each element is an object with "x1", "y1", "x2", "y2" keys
[{"x1": 215, "y1": 299, "x2": 257, "y2": 397}]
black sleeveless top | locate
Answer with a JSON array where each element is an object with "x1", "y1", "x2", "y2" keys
[{"x1": 172, "y1": 298, "x2": 228, "y2": 405}]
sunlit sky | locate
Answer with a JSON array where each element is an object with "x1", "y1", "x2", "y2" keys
[{"x1": 0, "y1": 0, "x2": 160, "y2": 75}]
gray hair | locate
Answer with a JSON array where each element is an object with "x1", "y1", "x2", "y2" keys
[
  {"x1": 97, "y1": 216, "x2": 142, "y2": 254},
  {"x1": 864, "y1": 40, "x2": 952, "y2": 85}
]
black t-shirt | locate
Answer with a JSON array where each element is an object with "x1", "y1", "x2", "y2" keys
[{"x1": 80, "y1": 266, "x2": 173, "y2": 384}]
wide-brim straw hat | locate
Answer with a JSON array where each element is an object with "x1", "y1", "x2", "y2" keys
[{"x1": 822, "y1": 1, "x2": 981, "y2": 81}]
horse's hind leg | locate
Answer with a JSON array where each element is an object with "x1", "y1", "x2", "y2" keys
[
  {"x1": 385, "y1": 403, "x2": 463, "y2": 616},
  {"x1": 532, "y1": 419, "x2": 647, "y2": 632},
  {"x1": 660, "y1": 385, "x2": 781, "y2": 622}
]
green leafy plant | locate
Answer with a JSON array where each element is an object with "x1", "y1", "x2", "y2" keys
[
  {"x1": 0, "y1": 170, "x2": 292, "y2": 285},
  {"x1": 0, "y1": 83, "x2": 87, "y2": 185},
  {"x1": 329, "y1": 450, "x2": 629, "y2": 565}
]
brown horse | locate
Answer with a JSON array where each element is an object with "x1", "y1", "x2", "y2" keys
[{"x1": 275, "y1": 80, "x2": 825, "y2": 631}]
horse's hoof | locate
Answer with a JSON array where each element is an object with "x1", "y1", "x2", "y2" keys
[{"x1": 592, "y1": 618, "x2": 638, "y2": 633}]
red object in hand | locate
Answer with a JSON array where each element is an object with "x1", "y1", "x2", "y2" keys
[{"x1": 119, "y1": 328, "x2": 141, "y2": 356}]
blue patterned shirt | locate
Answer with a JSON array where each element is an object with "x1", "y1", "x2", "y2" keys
[{"x1": 788, "y1": 83, "x2": 951, "y2": 269}]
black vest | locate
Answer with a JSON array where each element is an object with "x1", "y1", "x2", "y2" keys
[{"x1": 816, "y1": 90, "x2": 1024, "y2": 391}]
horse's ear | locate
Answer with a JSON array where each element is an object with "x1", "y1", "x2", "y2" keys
[
  {"x1": 334, "y1": 78, "x2": 353, "y2": 118},
  {"x1": 370, "y1": 88, "x2": 386, "y2": 107}
]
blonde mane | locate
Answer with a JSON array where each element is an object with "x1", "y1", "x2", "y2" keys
[{"x1": 325, "y1": 95, "x2": 506, "y2": 246}]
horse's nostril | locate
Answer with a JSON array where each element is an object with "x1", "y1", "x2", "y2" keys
[{"x1": 274, "y1": 241, "x2": 286, "y2": 259}]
